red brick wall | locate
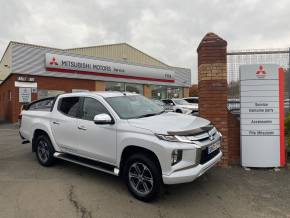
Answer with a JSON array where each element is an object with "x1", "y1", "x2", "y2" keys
[
  {"x1": 36, "y1": 76, "x2": 96, "y2": 92},
  {"x1": 0, "y1": 75, "x2": 18, "y2": 123},
  {"x1": 0, "y1": 74, "x2": 96, "y2": 123}
]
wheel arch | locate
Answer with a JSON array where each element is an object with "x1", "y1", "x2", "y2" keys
[
  {"x1": 32, "y1": 129, "x2": 50, "y2": 152},
  {"x1": 119, "y1": 145, "x2": 162, "y2": 177}
]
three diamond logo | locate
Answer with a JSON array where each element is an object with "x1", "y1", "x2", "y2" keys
[
  {"x1": 49, "y1": 57, "x2": 58, "y2": 66},
  {"x1": 256, "y1": 65, "x2": 266, "y2": 78}
]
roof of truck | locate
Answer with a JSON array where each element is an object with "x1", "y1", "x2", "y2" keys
[{"x1": 60, "y1": 91, "x2": 139, "y2": 98}]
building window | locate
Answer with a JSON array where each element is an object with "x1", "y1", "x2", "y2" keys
[
  {"x1": 167, "y1": 87, "x2": 183, "y2": 99},
  {"x1": 125, "y1": 83, "x2": 143, "y2": 94},
  {"x1": 151, "y1": 85, "x2": 167, "y2": 99},
  {"x1": 151, "y1": 85, "x2": 183, "y2": 99},
  {"x1": 38, "y1": 89, "x2": 65, "y2": 100},
  {"x1": 105, "y1": 82, "x2": 144, "y2": 94},
  {"x1": 105, "y1": 82, "x2": 125, "y2": 92}
]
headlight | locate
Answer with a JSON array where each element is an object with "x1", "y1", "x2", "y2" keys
[
  {"x1": 155, "y1": 134, "x2": 194, "y2": 143},
  {"x1": 171, "y1": 149, "x2": 182, "y2": 165},
  {"x1": 155, "y1": 134, "x2": 179, "y2": 142}
]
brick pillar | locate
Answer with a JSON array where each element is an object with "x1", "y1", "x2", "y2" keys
[
  {"x1": 197, "y1": 33, "x2": 229, "y2": 166},
  {"x1": 143, "y1": 85, "x2": 152, "y2": 98},
  {"x1": 183, "y1": 88, "x2": 189, "y2": 98},
  {"x1": 95, "y1": 81, "x2": 105, "y2": 91}
]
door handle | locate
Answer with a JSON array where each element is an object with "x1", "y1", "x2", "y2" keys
[
  {"x1": 78, "y1": 125, "x2": 87, "y2": 131},
  {"x1": 52, "y1": 121, "x2": 60, "y2": 125}
]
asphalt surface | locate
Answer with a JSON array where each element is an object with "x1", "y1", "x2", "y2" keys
[{"x1": 0, "y1": 124, "x2": 290, "y2": 218}]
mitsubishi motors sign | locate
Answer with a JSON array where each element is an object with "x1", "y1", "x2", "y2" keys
[
  {"x1": 240, "y1": 64, "x2": 285, "y2": 167},
  {"x1": 45, "y1": 53, "x2": 175, "y2": 83}
]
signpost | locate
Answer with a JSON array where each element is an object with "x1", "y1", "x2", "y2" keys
[{"x1": 240, "y1": 64, "x2": 285, "y2": 167}]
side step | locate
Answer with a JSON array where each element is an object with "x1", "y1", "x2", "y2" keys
[{"x1": 53, "y1": 152, "x2": 119, "y2": 176}]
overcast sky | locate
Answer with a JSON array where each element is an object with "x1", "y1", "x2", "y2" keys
[{"x1": 0, "y1": 0, "x2": 290, "y2": 84}]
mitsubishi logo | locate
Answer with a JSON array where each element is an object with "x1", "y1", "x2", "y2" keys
[
  {"x1": 50, "y1": 57, "x2": 58, "y2": 65},
  {"x1": 256, "y1": 65, "x2": 266, "y2": 78}
]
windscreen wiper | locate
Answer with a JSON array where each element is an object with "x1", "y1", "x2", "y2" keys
[
  {"x1": 136, "y1": 111, "x2": 165, "y2": 118},
  {"x1": 136, "y1": 113, "x2": 159, "y2": 118}
]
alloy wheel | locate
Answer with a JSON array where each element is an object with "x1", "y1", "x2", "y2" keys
[
  {"x1": 128, "y1": 162, "x2": 154, "y2": 195},
  {"x1": 37, "y1": 140, "x2": 50, "y2": 163}
]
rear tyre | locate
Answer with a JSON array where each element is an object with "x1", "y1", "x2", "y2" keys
[
  {"x1": 35, "y1": 135, "x2": 55, "y2": 166},
  {"x1": 124, "y1": 153, "x2": 162, "y2": 202}
]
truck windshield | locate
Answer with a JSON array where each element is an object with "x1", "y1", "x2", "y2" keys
[{"x1": 105, "y1": 95, "x2": 164, "y2": 119}]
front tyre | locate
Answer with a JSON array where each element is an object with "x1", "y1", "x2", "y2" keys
[
  {"x1": 124, "y1": 154, "x2": 162, "y2": 202},
  {"x1": 35, "y1": 135, "x2": 55, "y2": 166},
  {"x1": 175, "y1": 109, "x2": 182, "y2": 113}
]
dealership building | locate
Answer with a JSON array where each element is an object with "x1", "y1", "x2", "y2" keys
[{"x1": 0, "y1": 41, "x2": 191, "y2": 123}]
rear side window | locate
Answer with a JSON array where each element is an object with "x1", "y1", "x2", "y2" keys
[
  {"x1": 28, "y1": 98, "x2": 54, "y2": 111},
  {"x1": 81, "y1": 97, "x2": 109, "y2": 121},
  {"x1": 58, "y1": 97, "x2": 81, "y2": 118}
]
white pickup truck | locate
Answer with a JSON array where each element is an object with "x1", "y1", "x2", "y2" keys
[{"x1": 19, "y1": 92, "x2": 222, "y2": 201}]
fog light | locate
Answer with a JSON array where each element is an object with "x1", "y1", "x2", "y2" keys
[{"x1": 171, "y1": 150, "x2": 182, "y2": 165}]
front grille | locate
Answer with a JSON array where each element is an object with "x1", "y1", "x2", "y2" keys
[{"x1": 200, "y1": 147, "x2": 220, "y2": 165}]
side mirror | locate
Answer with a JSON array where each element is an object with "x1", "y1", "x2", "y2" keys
[
  {"x1": 169, "y1": 103, "x2": 174, "y2": 106},
  {"x1": 93, "y1": 113, "x2": 114, "y2": 125}
]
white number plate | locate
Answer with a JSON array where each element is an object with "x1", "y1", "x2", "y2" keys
[{"x1": 208, "y1": 141, "x2": 220, "y2": 154}]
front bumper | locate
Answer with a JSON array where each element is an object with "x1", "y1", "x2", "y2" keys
[{"x1": 162, "y1": 150, "x2": 222, "y2": 184}]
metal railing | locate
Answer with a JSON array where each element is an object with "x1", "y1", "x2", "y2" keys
[{"x1": 227, "y1": 48, "x2": 290, "y2": 115}]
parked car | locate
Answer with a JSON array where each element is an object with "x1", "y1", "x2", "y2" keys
[
  {"x1": 162, "y1": 98, "x2": 196, "y2": 114},
  {"x1": 19, "y1": 92, "x2": 222, "y2": 201},
  {"x1": 183, "y1": 97, "x2": 199, "y2": 112},
  {"x1": 227, "y1": 98, "x2": 241, "y2": 116},
  {"x1": 152, "y1": 99, "x2": 173, "y2": 112}
]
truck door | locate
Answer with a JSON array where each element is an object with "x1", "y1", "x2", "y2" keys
[
  {"x1": 76, "y1": 97, "x2": 117, "y2": 165},
  {"x1": 51, "y1": 97, "x2": 81, "y2": 154}
]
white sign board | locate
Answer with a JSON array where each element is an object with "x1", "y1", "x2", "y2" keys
[
  {"x1": 15, "y1": 81, "x2": 37, "y2": 88},
  {"x1": 19, "y1": 87, "x2": 31, "y2": 103},
  {"x1": 45, "y1": 53, "x2": 175, "y2": 83},
  {"x1": 240, "y1": 64, "x2": 285, "y2": 167}
]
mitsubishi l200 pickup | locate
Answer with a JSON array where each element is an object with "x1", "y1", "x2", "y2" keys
[{"x1": 19, "y1": 92, "x2": 222, "y2": 201}]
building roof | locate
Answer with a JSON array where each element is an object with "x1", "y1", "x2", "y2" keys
[
  {"x1": 0, "y1": 41, "x2": 191, "y2": 83},
  {"x1": 64, "y1": 42, "x2": 168, "y2": 67},
  {"x1": 2, "y1": 41, "x2": 169, "y2": 67}
]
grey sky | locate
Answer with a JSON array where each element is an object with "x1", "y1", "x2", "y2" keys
[{"x1": 0, "y1": 0, "x2": 290, "y2": 84}]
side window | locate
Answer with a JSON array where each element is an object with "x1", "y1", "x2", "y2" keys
[
  {"x1": 162, "y1": 100, "x2": 169, "y2": 105},
  {"x1": 29, "y1": 98, "x2": 54, "y2": 111},
  {"x1": 58, "y1": 97, "x2": 81, "y2": 118},
  {"x1": 163, "y1": 100, "x2": 173, "y2": 105},
  {"x1": 81, "y1": 97, "x2": 109, "y2": 121}
]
